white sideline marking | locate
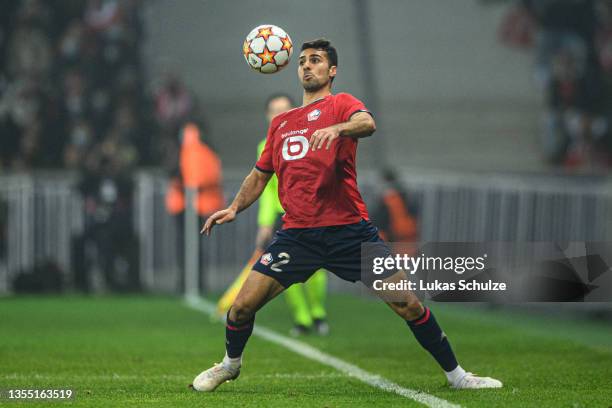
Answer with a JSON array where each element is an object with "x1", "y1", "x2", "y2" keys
[{"x1": 185, "y1": 295, "x2": 460, "y2": 408}]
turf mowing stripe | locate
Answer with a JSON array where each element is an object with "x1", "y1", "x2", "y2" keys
[
  {"x1": 1, "y1": 373, "x2": 344, "y2": 381},
  {"x1": 185, "y1": 295, "x2": 460, "y2": 408}
]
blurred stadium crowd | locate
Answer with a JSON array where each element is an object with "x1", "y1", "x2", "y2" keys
[
  {"x1": 0, "y1": 0, "x2": 200, "y2": 174},
  {"x1": 501, "y1": 0, "x2": 612, "y2": 170},
  {"x1": 0, "y1": 0, "x2": 203, "y2": 293},
  {"x1": 1, "y1": 0, "x2": 612, "y2": 174}
]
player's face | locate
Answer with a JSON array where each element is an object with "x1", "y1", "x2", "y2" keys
[
  {"x1": 298, "y1": 49, "x2": 336, "y2": 92},
  {"x1": 266, "y1": 97, "x2": 293, "y2": 123}
]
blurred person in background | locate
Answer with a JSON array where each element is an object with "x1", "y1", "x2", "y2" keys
[
  {"x1": 165, "y1": 122, "x2": 224, "y2": 222},
  {"x1": 155, "y1": 72, "x2": 194, "y2": 132},
  {"x1": 64, "y1": 118, "x2": 95, "y2": 169},
  {"x1": 0, "y1": 77, "x2": 64, "y2": 169},
  {"x1": 58, "y1": 19, "x2": 85, "y2": 68},
  {"x1": 371, "y1": 168, "x2": 419, "y2": 245},
  {"x1": 73, "y1": 145, "x2": 139, "y2": 292},
  {"x1": 6, "y1": 0, "x2": 54, "y2": 80},
  {"x1": 154, "y1": 72, "x2": 196, "y2": 169},
  {"x1": 62, "y1": 69, "x2": 90, "y2": 121},
  {"x1": 165, "y1": 121, "x2": 224, "y2": 292},
  {"x1": 0, "y1": 79, "x2": 45, "y2": 169}
]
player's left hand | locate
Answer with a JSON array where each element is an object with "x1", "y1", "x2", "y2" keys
[
  {"x1": 201, "y1": 208, "x2": 237, "y2": 236},
  {"x1": 309, "y1": 126, "x2": 340, "y2": 151}
]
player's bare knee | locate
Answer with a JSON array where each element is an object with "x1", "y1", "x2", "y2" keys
[
  {"x1": 391, "y1": 299, "x2": 424, "y2": 320},
  {"x1": 228, "y1": 301, "x2": 255, "y2": 324},
  {"x1": 406, "y1": 300, "x2": 425, "y2": 320}
]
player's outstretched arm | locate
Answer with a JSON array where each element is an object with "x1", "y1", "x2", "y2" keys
[
  {"x1": 310, "y1": 112, "x2": 376, "y2": 150},
  {"x1": 201, "y1": 168, "x2": 272, "y2": 235}
]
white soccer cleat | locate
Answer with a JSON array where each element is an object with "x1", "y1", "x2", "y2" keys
[
  {"x1": 451, "y1": 372, "x2": 503, "y2": 389},
  {"x1": 191, "y1": 363, "x2": 240, "y2": 392}
]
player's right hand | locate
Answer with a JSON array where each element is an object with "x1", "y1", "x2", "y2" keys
[{"x1": 201, "y1": 208, "x2": 237, "y2": 236}]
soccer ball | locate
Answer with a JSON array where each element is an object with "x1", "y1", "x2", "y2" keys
[{"x1": 243, "y1": 25, "x2": 293, "y2": 74}]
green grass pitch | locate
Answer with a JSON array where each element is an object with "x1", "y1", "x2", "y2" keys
[{"x1": 1, "y1": 295, "x2": 611, "y2": 407}]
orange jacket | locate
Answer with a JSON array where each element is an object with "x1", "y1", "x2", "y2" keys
[
  {"x1": 382, "y1": 189, "x2": 418, "y2": 242},
  {"x1": 165, "y1": 123, "x2": 225, "y2": 216}
]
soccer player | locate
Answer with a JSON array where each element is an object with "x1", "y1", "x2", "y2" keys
[
  {"x1": 257, "y1": 93, "x2": 329, "y2": 336},
  {"x1": 192, "y1": 38, "x2": 502, "y2": 391}
]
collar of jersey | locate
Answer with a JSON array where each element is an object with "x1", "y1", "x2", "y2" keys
[{"x1": 301, "y1": 94, "x2": 331, "y2": 108}]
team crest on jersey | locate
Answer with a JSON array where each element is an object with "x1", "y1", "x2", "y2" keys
[
  {"x1": 260, "y1": 252, "x2": 273, "y2": 266},
  {"x1": 278, "y1": 120, "x2": 287, "y2": 129},
  {"x1": 307, "y1": 109, "x2": 321, "y2": 121}
]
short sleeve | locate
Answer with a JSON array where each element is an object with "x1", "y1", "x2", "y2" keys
[
  {"x1": 255, "y1": 125, "x2": 274, "y2": 173},
  {"x1": 335, "y1": 93, "x2": 370, "y2": 123}
]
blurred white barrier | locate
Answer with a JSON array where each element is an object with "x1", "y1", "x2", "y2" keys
[
  {"x1": 0, "y1": 174, "x2": 83, "y2": 295},
  {"x1": 1, "y1": 169, "x2": 611, "y2": 295}
]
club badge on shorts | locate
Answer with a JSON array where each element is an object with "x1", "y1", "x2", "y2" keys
[{"x1": 260, "y1": 253, "x2": 273, "y2": 266}]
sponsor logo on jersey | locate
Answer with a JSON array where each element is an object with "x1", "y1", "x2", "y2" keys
[
  {"x1": 260, "y1": 252, "x2": 273, "y2": 266},
  {"x1": 281, "y1": 128, "x2": 308, "y2": 139},
  {"x1": 278, "y1": 120, "x2": 287, "y2": 130},
  {"x1": 307, "y1": 109, "x2": 321, "y2": 121}
]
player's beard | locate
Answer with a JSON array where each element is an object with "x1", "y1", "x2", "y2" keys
[{"x1": 302, "y1": 76, "x2": 329, "y2": 93}]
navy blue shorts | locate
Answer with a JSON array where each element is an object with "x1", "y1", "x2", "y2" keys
[{"x1": 252, "y1": 219, "x2": 392, "y2": 287}]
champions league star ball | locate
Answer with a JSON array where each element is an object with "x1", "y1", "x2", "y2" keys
[{"x1": 243, "y1": 25, "x2": 293, "y2": 74}]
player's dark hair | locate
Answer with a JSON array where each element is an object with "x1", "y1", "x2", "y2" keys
[
  {"x1": 265, "y1": 93, "x2": 295, "y2": 112},
  {"x1": 301, "y1": 38, "x2": 338, "y2": 67},
  {"x1": 301, "y1": 38, "x2": 338, "y2": 83}
]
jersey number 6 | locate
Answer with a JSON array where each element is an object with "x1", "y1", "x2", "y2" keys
[{"x1": 282, "y1": 136, "x2": 308, "y2": 161}]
